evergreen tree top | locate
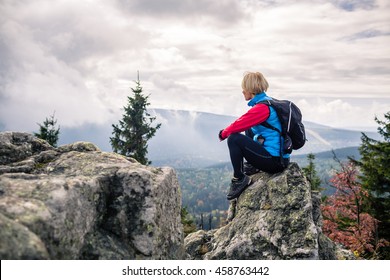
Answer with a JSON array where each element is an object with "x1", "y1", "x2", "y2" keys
[{"x1": 110, "y1": 73, "x2": 161, "y2": 165}]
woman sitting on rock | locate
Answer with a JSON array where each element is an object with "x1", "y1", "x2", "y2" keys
[{"x1": 219, "y1": 71, "x2": 290, "y2": 200}]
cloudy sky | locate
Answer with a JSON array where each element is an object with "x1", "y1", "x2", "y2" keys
[{"x1": 1, "y1": 0, "x2": 389, "y2": 133}]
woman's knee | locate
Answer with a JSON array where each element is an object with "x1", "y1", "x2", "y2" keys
[{"x1": 227, "y1": 133, "x2": 242, "y2": 146}]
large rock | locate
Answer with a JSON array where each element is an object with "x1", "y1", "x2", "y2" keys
[
  {"x1": 184, "y1": 163, "x2": 353, "y2": 260},
  {"x1": 0, "y1": 132, "x2": 184, "y2": 259}
]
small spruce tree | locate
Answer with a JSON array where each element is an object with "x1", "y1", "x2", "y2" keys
[
  {"x1": 110, "y1": 73, "x2": 161, "y2": 165},
  {"x1": 34, "y1": 112, "x2": 60, "y2": 147},
  {"x1": 302, "y1": 153, "x2": 321, "y2": 190}
]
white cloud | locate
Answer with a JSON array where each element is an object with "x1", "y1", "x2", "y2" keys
[
  {"x1": 0, "y1": 0, "x2": 389, "y2": 132},
  {"x1": 297, "y1": 97, "x2": 388, "y2": 130},
  {"x1": 115, "y1": 0, "x2": 247, "y2": 26}
]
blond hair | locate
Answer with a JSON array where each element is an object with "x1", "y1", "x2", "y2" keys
[{"x1": 241, "y1": 72, "x2": 269, "y2": 94}]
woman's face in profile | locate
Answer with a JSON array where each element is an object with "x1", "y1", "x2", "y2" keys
[{"x1": 242, "y1": 89, "x2": 254, "y2": 101}]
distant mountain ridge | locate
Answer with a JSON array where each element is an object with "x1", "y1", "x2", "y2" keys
[{"x1": 58, "y1": 108, "x2": 378, "y2": 168}]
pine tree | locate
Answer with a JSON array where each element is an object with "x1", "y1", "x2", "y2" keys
[
  {"x1": 199, "y1": 213, "x2": 204, "y2": 230},
  {"x1": 110, "y1": 73, "x2": 161, "y2": 165},
  {"x1": 353, "y1": 112, "x2": 390, "y2": 257},
  {"x1": 302, "y1": 153, "x2": 321, "y2": 190},
  {"x1": 34, "y1": 112, "x2": 60, "y2": 147}
]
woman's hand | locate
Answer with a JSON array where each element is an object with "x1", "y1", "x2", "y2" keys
[{"x1": 218, "y1": 130, "x2": 226, "y2": 141}]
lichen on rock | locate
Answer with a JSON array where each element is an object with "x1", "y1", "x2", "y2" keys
[
  {"x1": 0, "y1": 132, "x2": 184, "y2": 260},
  {"x1": 184, "y1": 163, "x2": 354, "y2": 260}
]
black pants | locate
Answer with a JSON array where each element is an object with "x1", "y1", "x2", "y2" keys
[{"x1": 227, "y1": 132, "x2": 289, "y2": 178}]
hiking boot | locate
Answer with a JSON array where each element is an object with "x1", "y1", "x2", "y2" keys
[
  {"x1": 227, "y1": 175, "x2": 252, "y2": 200},
  {"x1": 244, "y1": 162, "x2": 260, "y2": 175}
]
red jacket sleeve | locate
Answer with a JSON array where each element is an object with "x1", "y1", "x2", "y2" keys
[{"x1": 221, "y1": 104, "x2": 270, "y2": 139}]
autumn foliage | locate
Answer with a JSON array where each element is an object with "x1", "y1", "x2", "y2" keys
[{"x1": 321, "y1": 161, "x2": 389, "y2": 258}]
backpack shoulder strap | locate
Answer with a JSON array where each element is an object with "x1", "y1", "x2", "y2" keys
[
  {"x1": 261, "y1": 120, "x2": 281, "y2": 134},
  {"x1": 255, "y1": 100, "x2": 282, "y2": 134}
]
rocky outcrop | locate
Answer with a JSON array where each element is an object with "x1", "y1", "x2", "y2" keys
[
  {"x1": 0, "y1": 132, "x2": 353, "y2": 260},
  {"x1": 184, "y1": 163, "x2": 354, "y2": 260},
  {"x1": 0, "y1": 132, "x2": 184, "y2": 260}
]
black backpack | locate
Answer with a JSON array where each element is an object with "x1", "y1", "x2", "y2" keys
[{"x1": 258, "y1": 98, "x2": 306, "y2": 154}]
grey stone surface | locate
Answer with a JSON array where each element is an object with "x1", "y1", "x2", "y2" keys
[
  {"x1": 0, "y1": 132, "x2": 184, "y2": 259},
  {"x1": 185, "y1": 163, "x2": 354, "y2": 260}
]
